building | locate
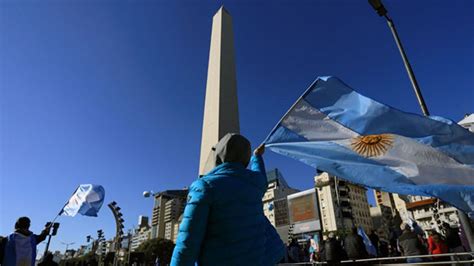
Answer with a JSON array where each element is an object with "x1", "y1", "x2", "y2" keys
[
  {"x1": 262, "y1": 169, "x2": 299, "y2": 227},
  {"x1": 130, "y1": 216, "x2": 151, "y2": 251},
  {"x1": 130, "y1": 227, "x2": 150, "y2": 251},
  {"x1": 405, "y1": 195, "x2": 459, "y2": 232},
  {"x1": 315, "y1": 172, "x2": 373, "y2": 234},
  {"x1": 164, "y1": 196, "x2": 186, "y2": 241},
  {"x1": 374, "y1": 191, "x2": 409, "y2": 220},
  {"x1": 151, "y1": 190, "x2": 188, "y2": 241},
  {"x1": 172, "y1": 214, "x2": 183, "y2": 243}
]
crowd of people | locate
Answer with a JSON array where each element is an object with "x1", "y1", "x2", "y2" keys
[{"x1": 281, "y1": 222, "x2": 468, "y2": 265}]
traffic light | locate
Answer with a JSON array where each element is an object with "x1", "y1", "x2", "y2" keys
[
  {"x1": 86, "y1": 235, "x2": 91, "y2": 242},
  {"x1": 97, "y1": 230, "x2": 104, "y2": 240}
]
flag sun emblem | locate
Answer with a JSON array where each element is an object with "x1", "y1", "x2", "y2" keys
[{"x1": 351, "y1": 134, "x2": 394, "y2": 157}]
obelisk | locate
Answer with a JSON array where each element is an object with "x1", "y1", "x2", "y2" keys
[{"x1": 199, "y1": 7, "x2": 240, "y2": 175}]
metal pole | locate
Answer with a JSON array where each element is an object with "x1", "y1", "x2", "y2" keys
[
  {"x1": 385, "y1": 16, "x2": 430, "y2": 116},
  {"x1": 383, "y1": 14, "x2": 474, "y2": 251},
  {"x1": 43, "y1": 234, "x2": 53, "y2": 257},
  {"x1": 459, "y1": 211, "x2": 474, "y2": 251}
]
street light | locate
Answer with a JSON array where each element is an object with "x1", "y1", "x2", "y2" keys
[
  {"x1": 368, "y1": 0, "x2": 429, "y2": 116},
  {"x1": 61, "y1": 241, "x2": 75, "y2": 251},
  {"x1": 368, "y1": 0, "x2": 387, "y2": 17},
  {"x1": 143, "y1": 190, "x2": 157, "y2": 198}
]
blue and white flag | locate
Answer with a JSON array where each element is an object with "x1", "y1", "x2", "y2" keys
[
  {"x1": 264, "y1": 76, "x2": 474, "y2": 217},
  {"x1": 357, "y1": 227, "x2": 377, "y2": 257},
  {"x1": 61, "y1": 184, "x2": 105, "y2": 217}
]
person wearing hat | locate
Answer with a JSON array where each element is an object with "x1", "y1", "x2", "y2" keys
[
  {"x1": 3, "y1": 217, "x2": 50, "y2": 266},
  {"x1": 398, "y1": 223, "x2": 424, "y2": 263},
  {"x1": 170, "y1": 133, "x2": 285, "y2": 266}
]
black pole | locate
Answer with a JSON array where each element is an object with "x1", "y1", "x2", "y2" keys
[
  {"x1": 384, "y1": 15, "x2": 430, "y2": 116},
  {"x1": 43, "y1": 234, "x2": 53, "y2": 257}
]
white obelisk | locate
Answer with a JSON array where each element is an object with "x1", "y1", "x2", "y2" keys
[{"x1": 199, "y1": 7, "x2": 240, "y2": 175}]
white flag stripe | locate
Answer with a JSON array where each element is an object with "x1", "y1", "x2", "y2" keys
[{"x1": 281, "y1": 99, "x2": 357, "y2": 141}]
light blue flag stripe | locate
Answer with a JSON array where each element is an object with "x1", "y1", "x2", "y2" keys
[
  {"x1": 302, "y1": 77, "x2": 474, "y2": 164},
  {"x1": 264, "y1": 76, "x2": 474, "y2": 217}
]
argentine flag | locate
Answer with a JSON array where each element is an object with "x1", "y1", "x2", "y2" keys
[
  {"x1": 264, "y1": 77, "x2": 474, "y2": 217},
  {"x1": 61, "y1": 184, "x2": 105, "y2": 217}
]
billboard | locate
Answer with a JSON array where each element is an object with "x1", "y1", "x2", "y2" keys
[{"x1": 287, "y1": 189, "x2": 321, "y2": 234}]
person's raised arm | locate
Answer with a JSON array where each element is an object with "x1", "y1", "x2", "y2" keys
[
  {"x1": 250, "y1": 144, "x2": 266, "y2": 176},
  {"x1": 171, "y1": 179, "x2": 211, "y2": 266},
  {"x1": 35, "y1": 225, "x2": 51, "y2": 244}
]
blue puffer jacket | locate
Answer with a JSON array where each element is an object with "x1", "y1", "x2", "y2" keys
[{"x1": 171, "y1": 155, "x2": 285, "y2": 266}]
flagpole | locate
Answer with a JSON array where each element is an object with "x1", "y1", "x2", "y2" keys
[
  {"x1": 43, "y1": 186, "x2": 80, "y2": 257},
  {"x1": 368, "y1": 0, "x2": 474, "y2": 251}
]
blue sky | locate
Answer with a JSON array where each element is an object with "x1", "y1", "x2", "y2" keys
[{"x1": 1, "y1": 0, "x2": 473, "y2": 254}]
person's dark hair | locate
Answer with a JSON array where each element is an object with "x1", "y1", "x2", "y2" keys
[
  {"x1": 15, "y1": 217, "x2": 31, "y2": 230},
  {"x1": 351, "y1": 227, "x2": 358, "y2": 234}
]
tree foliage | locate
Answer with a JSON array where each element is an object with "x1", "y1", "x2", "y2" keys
[{"x1": 136, "y1": 238, "x2": 175, "y2": 265}]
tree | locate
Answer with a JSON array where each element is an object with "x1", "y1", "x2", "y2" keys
[{"x1": 136, "y1": 238, "x2": 175, "y2": 265}]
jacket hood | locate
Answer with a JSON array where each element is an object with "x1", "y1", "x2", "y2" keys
[{"x1": 202, "y1": 133, "x2": 251, "y2": 175}]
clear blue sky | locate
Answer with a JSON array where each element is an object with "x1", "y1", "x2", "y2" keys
[{"x1": 1, "y1": 0, "x2": 473, "y2": 254}]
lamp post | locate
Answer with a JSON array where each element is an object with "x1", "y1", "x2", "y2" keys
[
  {"x1": 368, "y1": 0, "x2": 429, "y2": 116},
  {"x1": 61, "y1": 241, "x2": 75, "y2": 252},
  {"x1": 143, "y1": 190, "x2": 158, "y2": 198},
  {"x1": 368, "y1": 0, "x2": 474, "y2": 251}
]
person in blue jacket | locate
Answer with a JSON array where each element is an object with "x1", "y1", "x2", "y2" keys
[{"x1": 171, "y1": 133, "x2": 285, "y2": 266}]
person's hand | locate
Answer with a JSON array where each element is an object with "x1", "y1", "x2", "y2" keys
[{"x1": 254, "y1": 144, "x2": 265, "y2": 156}]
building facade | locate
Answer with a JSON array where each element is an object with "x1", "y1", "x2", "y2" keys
[
  {"x1": 262, "y1": 169, "x2": 299, "y2": 227},
  {"x1": 151, "y1": 190, "x2": 188, "y2": 241},
  {"x1": 315, "y1": 172, "x2": 373, "y2": 234},
  {"x1": 130, "y1": 216, "x2": 151, "y2": 251}
]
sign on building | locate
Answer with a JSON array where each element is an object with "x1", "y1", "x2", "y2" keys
[{"x1": 287, "y1": 189, "x2": 321, "y2": 234}]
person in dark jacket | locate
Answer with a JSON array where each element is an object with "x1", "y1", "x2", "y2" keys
[
  {"x1": 170, "y1": 133, "x2": 285, "y2": 266},
  {"x1": 0, "y1": 236, "x2": 6, "y2": 266},
  {"x1": 38, "y1": 252, "x2": 58, "y2": 266},
  {"x1": 324, "y1": 233, "x2": 344, "y2": 266},
  {"x1": 368, "y1": 230, "x2": 379, "y2": 256},
  {"x1": 443, "y1": 223, "x2": 468, "y2": 262},
  {"x1": 378, "y1": 241, "x2": 389, "y2": 258},
  {"x1": 287, "y1": 238, "x2": 300, "y2": 263},
  {"x1": 443, "y1": 223, "x2": 464, "y2": 252},
  {"x1": 343, "y1": 227, "x2": 368, "y2": 260},
  {"x1": 3, "y1": 217, "x2": 50, "y2": 266},
  {"x1": 398, "y1": 223, "x2": 424, "y2": 263}
]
